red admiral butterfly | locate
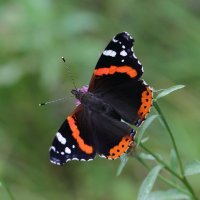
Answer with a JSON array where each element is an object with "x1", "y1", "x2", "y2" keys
[{"x1": 50, "y1": 32, "x2": 153, "y2": 165}]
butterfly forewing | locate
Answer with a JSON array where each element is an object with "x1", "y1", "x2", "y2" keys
[
  {"x1": 50, "y1": 105, "x2": 96, "y2": 165},
  {"x1": 89, "y1": 32, "x2": 153, "y2": 125}
]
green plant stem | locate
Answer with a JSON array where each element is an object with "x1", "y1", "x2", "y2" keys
[
  {"x1": 140, "y1": 143, "x2": 182, "y2": 181},
  {"x1": 135, "y1": 156, "x2": 189, "y2": 195},
  {"x1": 140, "y1": 143, "x2": 198, "y2": 200},
  {"x1": 154, "y1": 101, "x2": 184, "y2": 176},
  {"x1": 152, "y1": 101, "x2": 198, "y2": 200}
]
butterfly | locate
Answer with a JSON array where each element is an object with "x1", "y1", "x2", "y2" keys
[{"x1": 49, "y1": 32, "x2": 153, "y2": 165}]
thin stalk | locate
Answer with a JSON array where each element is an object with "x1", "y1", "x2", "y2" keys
[
  {"x1": 153, "y1": 101, "x2": 198, "y2": 200},
  {"x1": 140, "y1": 143, "x2": 198, "y2": 199},
  {"x1": 135, "y1": 156, "x2": 189, "y2": 195},
  {"x1": 158, "y1": 175, "x2": 189, "y2": 195},
  {"x1": 139, "y1": 143, "x2": 182, "y2": 181},
  {"x1": 154, "y1": 101, "x2": 184, "y2": 176}
]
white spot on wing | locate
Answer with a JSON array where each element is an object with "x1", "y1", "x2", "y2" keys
[
  {"x1": 125, "y1": 32, "x2": 133, "y2": 39},
  {"x1": 120, "y1": 50, "x2": 127, "y2": 57},
  {"x1": 132, "y1": 53, "x2": 137, "y2": 59},
  {"x1": 61, "y1": 152, "x2": 64, "y2": 155},
  {"x1": 72, "y1": 145, "x2": 75, "y2": 148},
  {"x1": 72, "y1": 158, "x2": 79, "y2": 161},
  {"x1": 121, "y1": 59, "x2": 124, "y2": 62},
  {"x1": 143, "y1": 80, "x2": 148, "y2": 85},
  {"x1": 138, "y1": 60, "x2": 141, "y2": 65},
  {"x1": 50, "y1": 146, "x2": 56, "y2": 152},
  {"x1": 56, "y1": 132, "x2": 66, "y2": 145},
  {"x1": 50, "y1": 160, "x2": 61, "y2": 165},
  {"x1": 103, "y1": 50, "x2": 117, "y2": 57},
  {"x1": 99, "y1": 154, "x2": 106, "y2": 158},
  {"x1": 112, "y1": 38, "x2": 118, "y2": 43},
  {"x1": 65, "y1": 147, "x2": 71, "y2": 154},
  {"x1": 122, "y1": 45, "x2": 125, "y2": 49}
]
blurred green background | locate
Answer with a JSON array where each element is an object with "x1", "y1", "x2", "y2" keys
[{"x1": 0, "y1": 0, "x2": 200, "y2": 199}]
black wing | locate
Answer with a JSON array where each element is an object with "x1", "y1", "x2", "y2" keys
[
  {"x1": 50, "y1": 105, "x2": 96, "y2": 165},
  {"x1": 88, "y1": 32, "x2": 153, "y2": 126},
  {"x1": 50, "y1": 104, "x2": 135, "y2": 164}
]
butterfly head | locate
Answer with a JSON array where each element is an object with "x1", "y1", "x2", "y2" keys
[
  {"x1": 72, "y1": 86, "x2": 89, "y2": 106},
  {"x1": 71, "y1": 89, "x2": 84, "y2": 101}
]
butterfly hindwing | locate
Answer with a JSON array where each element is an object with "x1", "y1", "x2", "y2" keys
[
  {"x1": 90, "y1": 112, "x2": 135, "y2": 159},
  {"x1": 50, "y1": 104, "x2": 135, "y2": 164},
  {"x1": 95, "y1": 79, "x2": 153, "y2": 126}
]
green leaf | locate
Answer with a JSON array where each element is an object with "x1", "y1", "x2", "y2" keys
[
  {"x1": 170, "y1": 149, "x2": 178, "y2": 183},
  {"x1": 140, "y1": 137, "x2": 149, "y2": 144},
  {"x1": 156, "y1": 85, "x2": 185, "y2": 100},
  {"x1": 136, "y1": 115, "x2": 158, "y2": 147},
  {"x1": 184, "y1": 160, "x2": 200, "y2": 176},
  {"x1": 0, "y1": 180, "x2": 15, "y2": 200},
  {"x1": 148, "y1": 189, "x2": 190, "y2": 200},
  {"x1": 170, "y1": 149, "x2": 178, "y2": 173},
  {"x1": 138, "y1": 152, "x2": 163, "y2": 161},
  {"x1": 116, "y1": 154, "x2": 129, "y2": 176},
  {"x1": 138, "y1": 152, "x2": 155, "y2": 160},
  {"x1": 137, "y1": 165, "x2": 163, "y2": 200}
]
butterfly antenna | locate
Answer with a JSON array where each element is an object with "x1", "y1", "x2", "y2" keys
[
  {"x1": 39, "y1": 57, "x2": 77, "y2": 107},
  {"x1": 39, "y1": 96, "x2": 67, "y2": 106},
  {"x1": 62, "y1": 56, "x2": 77, "y2": 90}
]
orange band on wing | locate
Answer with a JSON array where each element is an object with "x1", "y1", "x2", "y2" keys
[
  {"x1": 107, "y1": 135, "x2": 133, "y2": 159},
  {"x1": 138, "y1": 87, "x2": 153, "y2": 121},
  {"x1": 67, "y1": 116, "x2": 93, "y2": 154},
  {"x1": 94, "y1": 65, "x2": 137, "y2": 78}
]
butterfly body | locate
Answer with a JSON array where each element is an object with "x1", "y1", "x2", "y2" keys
[
  {"x1": 49, "y1": 32, "x2": 153, "y2": 165},
  {"x1": 72, "y1": 89, "x2": 112, "y2": 114}
]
